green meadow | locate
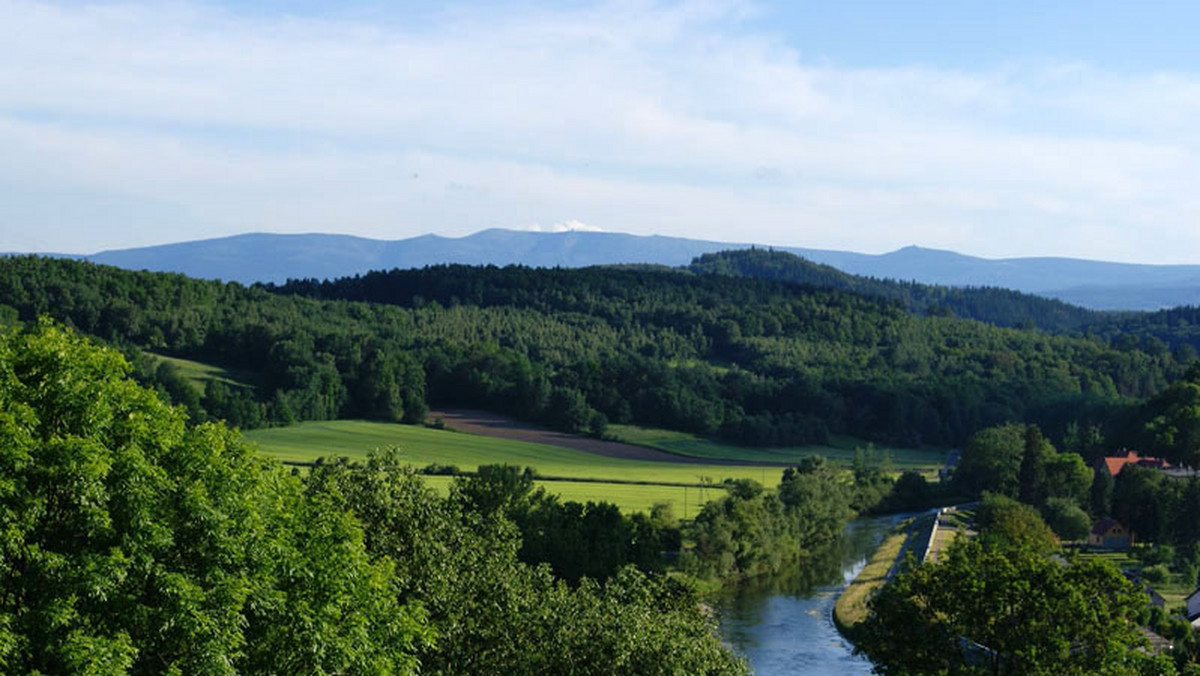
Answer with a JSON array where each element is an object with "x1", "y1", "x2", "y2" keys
[
  {"x1": 606, "y1": 424, "x2": 947, "y2": 470},
  {"x1": 246, "y1": 420, "x2": 783, "y2": 514},
  {"x1": 418, "y1": 475, "x2": 721, "y2": 517}
]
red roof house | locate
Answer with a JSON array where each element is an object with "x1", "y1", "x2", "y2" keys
[{"x1": 1095, "y1": 450, "x2": 1171, "y2": 478}]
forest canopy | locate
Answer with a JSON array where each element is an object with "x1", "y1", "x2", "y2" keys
[{"x1": 0, "y1": 255, "x2": 1190, "y2": 451}]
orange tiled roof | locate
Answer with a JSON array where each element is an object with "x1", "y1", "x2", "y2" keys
[{"x1": 1099, "y1": 450, "x2": 1171, "y2": 477}]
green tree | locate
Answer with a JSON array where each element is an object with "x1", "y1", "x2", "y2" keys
[
  {"x1": 975, "y1": 493, "x2": 1058, "y2": 554},
  {"x1": 0, "y1": 321, "x2": 430, "y2": 675},
  {"x1": 306, "y1": 451, "x2": 747, "y2": 676},
  {"x1": 1043, "y1": 497, "x2": 1093, "y2": 541},
  {"x1": 1043, "y1": 451, "x2": 1092, "y2": 506},
  {"x1": 1091, "y1": 467, "x2": 1115, "y2": 517},
  {"x1": 1146, "y1": 368, "x2": 1200, "y2": 468},
  {"x1": 857, "y1": 537, "x2": 1148, "y2": 675},
  {"x1": 1018, "y1": 425, "x2": 1051, "y2": 506},
  {"x1": 956, "y1": 424, "x2": 1026, "y2": 498}
]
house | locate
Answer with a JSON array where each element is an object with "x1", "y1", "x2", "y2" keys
[
  {"x1": 1089, "y1": 518, "x2": 1133, "y2": 549},
  {"x1": 1094, "y1": 449, "x2": 1172, "y2": 478},
  {"x1": 1187, "y1": 589, "x2": 1200, "y2": 627}
]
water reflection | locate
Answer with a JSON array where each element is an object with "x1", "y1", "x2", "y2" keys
[{"x1": 714, "y1": 517, "x2": 900, "y2": 676}]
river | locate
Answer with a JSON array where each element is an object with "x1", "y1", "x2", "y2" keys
[{"x1": 713, "y1": 516, "x2": 902, "y2": 675}]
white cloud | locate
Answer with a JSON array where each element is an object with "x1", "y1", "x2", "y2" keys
[{"x1": 1, "y1": 0, "x2": 1199, "y2": 262}]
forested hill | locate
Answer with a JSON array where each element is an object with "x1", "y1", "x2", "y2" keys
[
  {"x1": 688, "y1": 249, "x2": 1200, "y2": 358},
  {"x1": 687, "y1": 249, "x2": 1098, "y2": 332},
  {"x1": 0, "y1": 255, "x2": 1187, "y2": 450},
  {"x1": 24, "y1": 229, "x2": 1200, "y2": 310}
]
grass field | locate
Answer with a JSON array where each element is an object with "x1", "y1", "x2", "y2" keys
[
  {"x1": 606, "y1": 424, "x2": 947, "y2": 471},
  {"x1": 150, "y1": 353, "x2": 255, "y2": 390},
  {"x1": 247, "y1": 420, "x2": 783, "y2": 514},
  {"x1": 418, "y1": 475, "x2": 719, "y2": 516}
]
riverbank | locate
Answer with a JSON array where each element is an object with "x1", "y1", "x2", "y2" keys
[{"x1": 832, "y1": 513, "x2": 934, "y2": 634}]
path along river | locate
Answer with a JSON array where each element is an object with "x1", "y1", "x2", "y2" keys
[{"x1": 714, "y1": 515, "x2": 905, "y2": 675}]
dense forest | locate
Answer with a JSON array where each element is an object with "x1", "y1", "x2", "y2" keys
[
  {"x1": 688, "y1": 248, "x2": 1100, "y2": 332},
  {"x1": 0, "y1": 255, "x2": 1191, "y2": 451},
  {"x1": 690, "y1": 249, "x2": 1200, "y2": 355}
]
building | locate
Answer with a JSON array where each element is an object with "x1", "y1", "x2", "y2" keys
[
  {"x1": 1088, "y1": 518, "x2": 1133, "y2": 549},
  {"x1": 1094, "y1": 449, "x2": 1172, "y2": 478},
  {"x1": 1187, "y1": 590, "x2": 1200, "y2": 628}
]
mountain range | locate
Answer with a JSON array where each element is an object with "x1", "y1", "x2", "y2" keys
[{"x1": 16, "y1": 229, "x2": 1200, "y2": 311}]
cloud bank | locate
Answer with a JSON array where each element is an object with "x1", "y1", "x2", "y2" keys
[{"x1": 1, "y1": 0, "x2": 1198, "y2": 262}]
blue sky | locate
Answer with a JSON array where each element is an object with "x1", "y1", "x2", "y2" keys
[{"x1": 3, "y1": 0, "x2": 1199, "y2": 262}]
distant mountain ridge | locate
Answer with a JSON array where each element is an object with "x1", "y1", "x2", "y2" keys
[{"x1": 14, "y1": 229, "x2": 1200, "y2": 310}]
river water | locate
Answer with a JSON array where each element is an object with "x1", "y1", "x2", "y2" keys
[{"x1": 714, "y1": 516, "x2": 901, "y2": 676}]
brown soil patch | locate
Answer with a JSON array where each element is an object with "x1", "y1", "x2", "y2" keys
[{"x1": 427, "y1": 409, "x2": 775, "y2": 466}]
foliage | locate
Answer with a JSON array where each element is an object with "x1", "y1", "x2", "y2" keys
[
  {"x1": 0, "y1": 256, "x2": 1186, "y2": 450},
  {"x1": 1043, "y1": 496, "x2": 1093, "y2": 541},
  {"x1": 974, "y1": 493, "x2": 1058, "y2": 554},
  {"x1": 857, "y1": 536, "x2": 1149, "y2": 676},
  {"x1": 689, "y1": 248, "x2": 1098, "y2": 332},
  {"x1": 0, "y1": 322, "x2": 430, "y2": 675},
  {"x1": 957, "y1": 423, "x2": 1092, "y2": 512},
  {"x1": 684, "y1": 457, "x2": 853, "y2": 581},
  {"x1": 452, "y1": 464, "x2": 672, "y2": 584},
  {"x1": 1144, "y1": 366, "x2": 1200, "y2": 469},
  {"x1": 1112, "y1": 467, "x2": 1200, "y2": 547},
  {"x1": 306, "y1": 452, "x2": 747, "y2": 675}
]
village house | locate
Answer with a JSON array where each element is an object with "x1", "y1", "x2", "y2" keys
[
  {"x1": 1187, "y1": 590, "x2": 1200, "y2": 629},
  {"x1": 1094, "y1": 449, "x2": 1172, "y2": 478},
  {"x1": 1089, "y1": 517, "x2": 1133, "y2": 549}
]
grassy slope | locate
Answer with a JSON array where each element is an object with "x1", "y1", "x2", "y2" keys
[
  {"x1": 834, "y1": 529, "x2": 911, "y2": 630},
  {"x1": 247, "y1": 420, "x2": 777, "y2": 514},
  {"x1": 607, "y1": 424, "x2": 947, "y2": 471},
  {"x1": 150, "y1": 353, "x2": 256, "y2": 390}
]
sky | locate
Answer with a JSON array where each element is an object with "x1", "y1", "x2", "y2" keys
[{"x1": 2, "y1": 0, "x2": 1200, "y2": 262}]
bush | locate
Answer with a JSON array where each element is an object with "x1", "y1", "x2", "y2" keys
[
  {"x1": 1141, "y1": 563, "x2": 1170, "y2": 585},
  {"x1": 1043, "y1": 497, "x2": 1092, "y2": 542}
]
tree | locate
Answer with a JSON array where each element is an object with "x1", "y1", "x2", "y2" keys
[
  {"x1": 1043, "y1": 497, "x2": 1093, "y2": 542},
  {"x1": 857, "y1": 537, "x2": 1148, "y2": 676},
  {"x1": 1018, "y1": 425, "x2": 1051, "y2": 506},
  {"x1": 1043, "y1": 451, "x2": 1092, "y2": 506},
  {"x1": 975, "y1": 493, "x2": 1058, "y2": 554},
  {"x1": 1091, "y1": 468, "x2": 1115, "y2": 517},
  {"x1": 0, "y1": 321, "x2": 430, "y2": 675},
  {"x1": 1145, "y1": 373, "x2": 1200, "y2": 469},
  {"x1": 306, "y1": 451, "x2": 747, "y2": 675},
  {"x1": 454, "y1": 463, "x2": 537, "y2": 515},
  {"x1": 955, "y1": 424, "x2": 1025, "y2": 498}
]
